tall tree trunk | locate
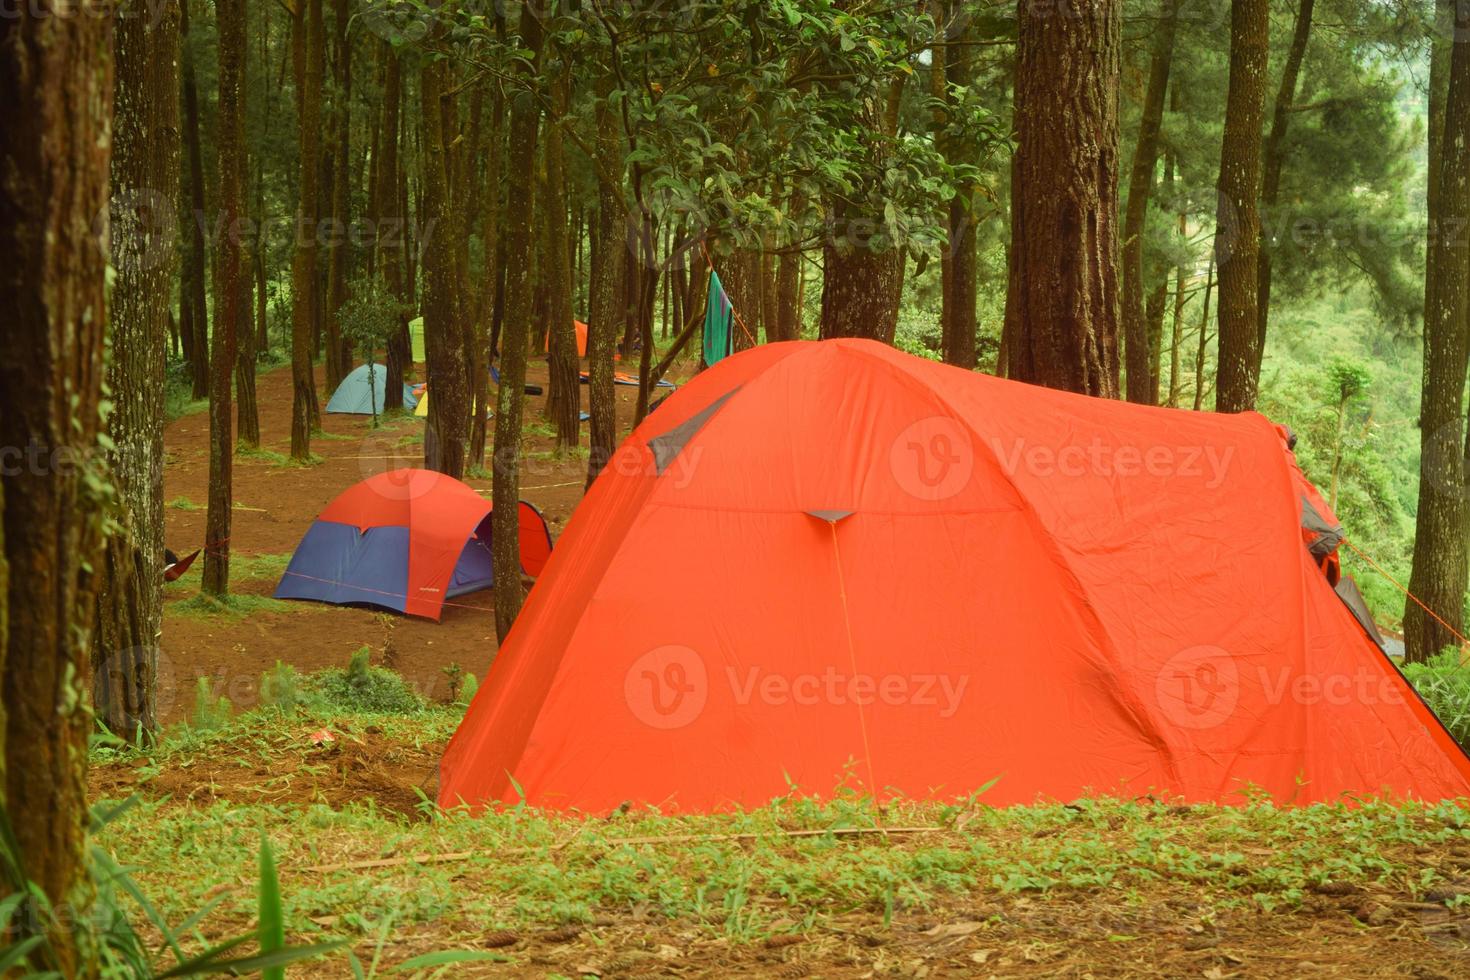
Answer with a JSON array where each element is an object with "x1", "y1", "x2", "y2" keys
[
  {"x1": 938, "y1": 0, "x2": 979, "y2": 368},
  {"x1": 1193, "y1": 258, "x2": 1214, "y2": 411},
  {"x1": 818, "y1": 220, "x2": 904, "y2": 342},
  {"x1": 1167, "y1": 264, "x2": 1187, "y2": 407},
  {"x1": 492, "y1": 9, "x2": 546, "y2": 641},
  {"x1": 323, "y1": 0, "x2": 352, "y2": 391},
  {"x1": 205, "y1": 0, "x2": 246, "y2": 598},
  {"x1": 94, "y1": 0, "x2": 179, "y2": 745},
  {"x1": 1405, "y1": 0, "x2": 1470, "y2": 663},
  {"x1": 1121, "y1": 0, "x2": 1179, "y2": 403},
  {"x1": 774, "y1": 200, "x2": 804, "y2": 342},
  {"x1": 819, "y1": 77, "x2": 908, "y2": 343},
  {"x1": 235, "y1": 38, "x2": 259, "y2": 450},
  {"x1": 420, "y1": 58, "x2": 469, "y2": 478},
  {"x1": 377, "y1": 47, "x2": 408, "y2": 411},
  {"x1": 180, "y1": 0, "x2": 211, "y2": 400},
  {"x1": 290, "y1": 0, "x2": 323, "y2": 460},
  {"x1": 1254, "y1": 0, "x2": 1315, "y2": 375},
  {"x1": 236, "y1": 259, "x2": 260, "y2": 447},
  {"x1": 543, "y1": 63, "x2": 580, "y2": 450},
  {"x1": 1005, "y1": 0, "x2": 1122, "y2": 396},
  {"x1": 1212, "y1": 0, "x2": 1270, "y2": 413},
  {"x1": 471, "y1": 83, "x2": 505, "y2": 468},
  {"x1": 586, "y1": 80, "x2": 626, "y2": 489},
  {"x1": 0, "y1": 1, "x2": 113, "y2": 968}
]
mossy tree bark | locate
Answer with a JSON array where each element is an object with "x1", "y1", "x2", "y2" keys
[
  {"x1": 95, "y1": 0, "x2": 181, "y2": 739},
  {"x1": 0, "y1": 0, "x2": 114, "y2": 968}
]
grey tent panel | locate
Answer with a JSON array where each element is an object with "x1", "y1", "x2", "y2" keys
[
  {"x1": 1300, "y1": 495, "x2": 1344, "y2": 558},
  {"x1": 648, "y1": 387, "x2": 741, "y2": 476},
  {"x1": 805, "y1": 509, "x2": 854, "y2": 523},
  {"x1": 1335, "y1": 574, "x2": 1387, "y2": 653}
]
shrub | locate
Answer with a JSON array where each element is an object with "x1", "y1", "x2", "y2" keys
[
  {"x1": 259, "y1": 660, "x2": 301, "y2": 714},
  {"x1": 190, "y1": 677, "x2": 233, "y2": 731},
  {"x1": 1403, "y1": 650, "x2": 1470, "y2": 749},
  {"x1": 308, "y1": 647, "x2": 426, "y2": 715}
]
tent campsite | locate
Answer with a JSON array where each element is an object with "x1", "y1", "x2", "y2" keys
[
  {"x1": 325, "y1": 363, "x2": 419, "y2": 415},
  {"x1": 439, "y1": 339, "x2": 1470, "y2": 812},
  {"x1": 275, "y1": 469, "x2": 552, "y2": 621}
]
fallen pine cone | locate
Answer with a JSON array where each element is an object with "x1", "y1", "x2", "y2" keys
[
  {"x1": 484, "y1": 930, "x2": 520, "y2": 948},
  {"x1": 542, "y1": 925, "x2": 582, "y2": 944}
]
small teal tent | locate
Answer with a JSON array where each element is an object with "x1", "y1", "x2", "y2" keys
[{"x1": 326, "y1": 363, "x2": 419, "y2": 415}]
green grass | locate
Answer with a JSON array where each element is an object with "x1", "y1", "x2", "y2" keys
[
  {"x1": 86, "y1": 661, "x2": 1470, "y2": 971},
  {"x1": 231, "y1": 552, "x2": 292, "y2": 582},
  {"x1": 236, "y1": 444, "x2": 290, "y2": 466},
  {"x1": 168, "y1": 592, "x2": 295, "y2": 620},
  {"x1": 166, "y1": 496, "x2": 202, "y2": 511},
  {"x1": 90, "y1": 772, "x2": 1470, "y2": 946}
]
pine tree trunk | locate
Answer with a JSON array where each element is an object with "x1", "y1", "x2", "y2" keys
[
  {"x1": 323, "y1": 0, "x2": 352, "y2": 392},
  {"x1": 1194, "y1": 258, "x2": 1214, "y2": 411},
  {"x1": 1212, "y1": 0, "x2": 1270, "y2": 413},
  {"x1": 818, "y1": 220, "x2": 904, "y2": 343},
  {"x1": 493, "y1": 9, "x2": 546, "y2": 641},
  {"x1": 235, "y1": 35, "x2": 259, "y2": 450},
  {"x1": 236, "y1": 242, "x2": 261, "y2": 447},
  {"x1": 0, "y1": 2, "x2": 113, "y2": 967},
  {"x1": 720, "y1": 248, "x2": 762, "y2": 347},
  {"x1": 1405, "y1": 0, "x2": 1470, "y2": 663},
  {"x1": 377, "y1": 47, "x2": 408, "y2": 412},
  {"x1": 1121, "y1": 0, "x2": 1178, "y2": 403},
  {"x1": 421, "y1": 57, "x2": 469, "y2": 479},
  {"x1": 939, "y1": 0, "x2": 979, "y2": 369},
  {"x1": 1005, "y1": 0, "x2": 1122, "y2": 396},
  {"x1": 205, "y1": 0, "x2": 246, "y2": 598},
  {"x1": 774, "y1": 197, "x2": 804, "y2": 343},
  {"x1": 1167, "y1": 264, "x2": 1186, "y2": 407},
  {"x1": 180, "y1": 0, "x2": 212, "y2": 401},
  {"x1": 471, "y1": 84, "x2": 505, "y2": 469},
  {"x1": 93, "y1": 0, "x2": 179, "y2": 744},
  {"x1": 290, "y1": 0, "x2": 323, "y2": 460},
  {"x1": 1254, "y1": 0, "x2": 1315, "y2": 374},
  {"x1": 543, "y1": 64, "x2": 580, "y2": 450},
  {"x1": 586, "y1": 80, "x2": 626, "y2": 489}
]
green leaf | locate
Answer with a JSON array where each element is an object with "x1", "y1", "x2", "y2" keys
[
  {"x1": 258, "y1": 837, "x2": 286, "y2": 980},
  {"x1": 393, "y1": 950, "x2": 512, "y2": 970}
]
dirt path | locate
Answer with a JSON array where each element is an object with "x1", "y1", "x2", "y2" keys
[{"x1": 160, "y1": 357, "x2": 683, "y2": 724}]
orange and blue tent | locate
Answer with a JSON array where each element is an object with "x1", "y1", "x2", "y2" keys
[
  {"x1": 439, "y1": 339, "x2": 1470, "y2": 811},
  {"x1": 276, "y1": 469, "x2": 551, "y2": 620}
]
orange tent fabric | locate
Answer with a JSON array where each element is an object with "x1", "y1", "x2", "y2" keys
[
  {"x1": 544, "y1": 320, "x2": 588, "y2": 357},
  {"x1": 439, "y1": 340, "x2": 1470, "y2": 812}
]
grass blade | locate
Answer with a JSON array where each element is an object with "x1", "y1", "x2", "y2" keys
[{"x1": 258, "y1": 837, "x2": 286, "y2": 980}]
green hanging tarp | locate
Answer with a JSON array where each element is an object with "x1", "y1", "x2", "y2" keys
[{"x1": 702, "y1": 269, "x2": 734, "y2": 369}]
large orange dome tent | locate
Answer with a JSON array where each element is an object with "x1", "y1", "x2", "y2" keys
[{"x1": 439, "y1": 340, "x2": 1470, "y2": 811}]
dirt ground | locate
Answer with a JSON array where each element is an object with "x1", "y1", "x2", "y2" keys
[{"x1": 159, "y1": 356, "x2": 683, "y2": 724}]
